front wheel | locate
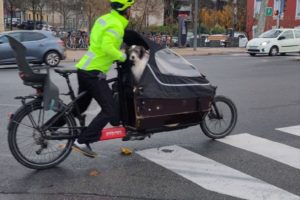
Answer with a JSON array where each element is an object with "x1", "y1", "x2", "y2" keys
[
  {"x1": 269, "y1": 46, "x2": 279, "y2": 56},
  {"x1": 8, "y1": 99, "x2": 76, "y2": 170},
  {"x1": 200, "y1": 95, "x2": 237, "y2": 139}
]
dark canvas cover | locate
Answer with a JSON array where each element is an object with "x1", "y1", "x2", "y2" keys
[{"x1": 123, "y1": 30, "x2": 216, "y2": 99}]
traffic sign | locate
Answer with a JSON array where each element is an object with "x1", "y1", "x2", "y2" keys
[{"x1": 266, "y1": 7, "x2": 273, "y2": 16}]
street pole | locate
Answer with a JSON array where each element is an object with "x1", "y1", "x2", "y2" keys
[
  {"x1": 276, "y1": 13, "x2": 280, "y2": 28},
  {"x1": 193, "y1": 0, "x2": 198, "y2": 51},
  {"x1": 256, "y1": 0, "x2": 269, "y2": 38},
  {"x1": 0, "y1": 0, "x2": 4, "y2": 32}
]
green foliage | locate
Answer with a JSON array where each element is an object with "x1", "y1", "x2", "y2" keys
[
  {"x1": 210, "y1": 24, "x2": 226, "y2": 34},
  {"x1": 199, "y1": 23, "x2": 210, "y2": 34}
]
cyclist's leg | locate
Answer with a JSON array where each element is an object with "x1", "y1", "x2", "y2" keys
[
  {"x1": 44, "y1": 72, "x2": 92, "y2": 130},
  {"x1": 75, "y1": 70, "x2": 93, "y2": 116},
  {"x1": 77, "y1": 78, "x2": 115, "y2": 144}
]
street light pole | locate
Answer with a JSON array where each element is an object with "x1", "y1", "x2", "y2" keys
[
  {"x1": 0, "y1": 0, "x2": 4, "y2": 32},
  {"x1": 193, "y1": 0, "x2": 199, "y2": 51}
]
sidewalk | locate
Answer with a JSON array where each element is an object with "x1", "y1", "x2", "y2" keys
[{"x1": 65, "y1": 47, "x2": 247, "y2": 62}]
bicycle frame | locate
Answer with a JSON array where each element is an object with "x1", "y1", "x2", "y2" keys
[{"x1": 37, "y1": 70, "x2": 119, "y2": 141}]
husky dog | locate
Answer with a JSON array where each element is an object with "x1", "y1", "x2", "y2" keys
[{"x1": 128, "y1": 45, "x2": 150, "y2": 83}]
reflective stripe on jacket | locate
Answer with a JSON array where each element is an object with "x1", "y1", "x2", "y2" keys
[{"x1": 76, "y1": 10, "x2": 128, "y2": 73}]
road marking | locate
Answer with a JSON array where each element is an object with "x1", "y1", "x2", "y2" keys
[
  {"x1": 137, "y1": 145, "x2": 300, "y2": 200},
  {"x1": 276, "y1": 125, "x2": 300, "y2": 137},
  {"x1": 218, "y1": 133, "x2": 300, "y2": 170}
]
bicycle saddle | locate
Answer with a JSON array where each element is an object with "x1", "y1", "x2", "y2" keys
[{"x1": 54, "y1": 68, "x2": 77, "y2": 75}]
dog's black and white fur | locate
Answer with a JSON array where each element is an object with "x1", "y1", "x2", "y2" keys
[{"x1": 127, "y1": 45, "x2": 149, "y2": 83}]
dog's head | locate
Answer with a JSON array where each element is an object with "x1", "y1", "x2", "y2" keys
[{"x1": 128, "y1": 45, "x2": 148, "y2": 62}]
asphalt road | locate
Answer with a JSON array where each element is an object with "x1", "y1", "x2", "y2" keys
[{"x1": 0, "y1": 53, "x2": 299, "y2": 200}]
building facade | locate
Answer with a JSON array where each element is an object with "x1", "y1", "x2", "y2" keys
[
  {"x1": 247, "y1": 0, "x2": 300, "y2": 39},
  {"x1": 0, "y1": 0, "x2": 4, "y2": 32}
]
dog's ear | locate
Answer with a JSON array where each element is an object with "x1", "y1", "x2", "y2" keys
[{"x1": 139, "y1": 47, "x2": 146, "y2": 59}]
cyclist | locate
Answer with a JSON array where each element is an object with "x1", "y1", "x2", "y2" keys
[{"x1": 72, "y1": 0, "x2": 135, "y2": 157}]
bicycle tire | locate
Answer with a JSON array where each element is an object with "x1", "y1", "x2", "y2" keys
[
  {"x1": 8, "y1": 99, "x2": 76, "y2": 170},
  {"x1": 200, "y1": 95, "x2": 237, "y2": 139}
]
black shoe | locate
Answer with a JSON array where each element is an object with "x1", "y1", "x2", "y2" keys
[{"x1": 72, "y1": 140, "x2": 97, "y2": 158}]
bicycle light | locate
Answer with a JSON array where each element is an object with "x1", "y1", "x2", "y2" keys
[{"x1": 7, "y1": 112, "x2": 13, "y2": 120}]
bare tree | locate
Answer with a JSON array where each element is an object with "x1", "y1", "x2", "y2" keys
[
  {"x1": 45, "y1": 0, "x2": 57, "y2": 25},
  {"x1": 54, "y1": 0, "x2": 75, "y2": 29},
  {"x1": 131, "y1": 0, "x2": 162, "y2": 32},
  {"x1": 37, "y1": 0, "x2": 46, "y2": 21},
  {"x1": 83, "y1": 0, "x2": 110, "y2": 31},
  {"x1": 6, "y1": 0, "x2": 26, "y2": 30},
  {"x1": 25, "y1": 0, "x2": 41, "y2": 29}
]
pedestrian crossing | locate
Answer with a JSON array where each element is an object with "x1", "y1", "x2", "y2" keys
[
  {"x1": 218, "y1": 133, "x2": 300, "y2": 170},
  {"x1": 276, "y1": 125, "x2": 300, "y2": 137},
  {"x1": 137, "y1": 125, "x2": 300, "y2": 200}
]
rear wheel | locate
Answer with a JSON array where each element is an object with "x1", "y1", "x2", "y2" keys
[
  {"x1": 200, "y1": 95, "x2": 237, "y2": 139},
  {"x1": 8, "y1": 99, "x2": 76, "y2": 170}
]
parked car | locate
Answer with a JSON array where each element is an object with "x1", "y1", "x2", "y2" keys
[
  {"x1": 234, "y1": 32, "x2": 248, "y2": 48},
  {"x1": 246, "y1": 28, "x2": 300, "y2": 56},
  {"x1": 5, "y1": 18, "x2": 21, "y2": 27},
  {"x1": 172, "y1": 36, "x2": 178, "y2": 47},
  {"x1": 17, "y1": 20, "x2": 34, "y2": 30},
  {"x1": 0, "y1": 30, "x2": 65, "y2": 67}
]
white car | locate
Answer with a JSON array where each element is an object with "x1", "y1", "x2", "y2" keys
[{"x1": 246, "y1": 28, "x2": 300, "y2": 56}]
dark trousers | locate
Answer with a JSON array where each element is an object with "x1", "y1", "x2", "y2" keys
[{"x1": 76, "y1": 69, "x2": 115, "y2": 144}]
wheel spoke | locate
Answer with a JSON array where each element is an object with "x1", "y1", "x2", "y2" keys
[
  {"x1": 201, "y1": 96, "x2": 237, "y2": 139},
  {"x1": 8, "y1": 101, "x2": 75, "y2": 169}
]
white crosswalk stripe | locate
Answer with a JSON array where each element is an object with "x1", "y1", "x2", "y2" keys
[
  {"x1": 218, "y1": 133, "x2": 300, "y2": 170},
  {"x1": 137, "y1": 125, "x2": 300, "y2": 200},
  {"x1": 137, "y1": 145, "x2": 300, "y2": 200},
  {"x1": 276, "y1": 125, "x2": 300, "y2": 137}
]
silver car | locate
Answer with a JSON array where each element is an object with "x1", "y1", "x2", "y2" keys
[{"x1": 0, "y1": 30, "x2": 65, "y2": 67}]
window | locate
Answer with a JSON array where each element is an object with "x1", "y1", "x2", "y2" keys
[
  {"x1": 254, "y1": 0, "x2": 262, "y2": 16},
  {"x1": 22, "y1": 32, "x2": 46, "y2": 42},
  {"x1": 155, "y1": 49, "x2": 202, "y2": 77},
  {"x1": 8, "y1": 33, "x2": 21, "y2": 42},
  {"x1": 274, "y1": 0, "x2": 284, "y2": 18},
  {"x1": 259, "y1": 29, "x2": 282, "y2": 38},
  {"x1": 296, "y1": 0, "x2": 300, "y2": 19},
  {"x1": 274, "y1": 0, "x2": 281, "y2": 13},
  {"x1": 0, "y1": 36, "x2": 8, "y2": 44},
  {"x1": 281, "y1": 30, "x2": 294, "y2": 39},
  {"x1": 295, "y1": 30, "x2": 300, "y2": 38}
]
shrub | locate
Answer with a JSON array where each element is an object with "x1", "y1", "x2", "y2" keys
[{"x1": 210, "y1": 24, "x2": 226, "y2": 34}]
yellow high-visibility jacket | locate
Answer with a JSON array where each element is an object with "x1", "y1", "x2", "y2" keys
[{"x1": 76, "y1": 10, "x2": 128, "y2": 73}]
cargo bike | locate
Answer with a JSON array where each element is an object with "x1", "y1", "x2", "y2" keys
[{"x1": 6, "y1": 31, "x2": 237, "y2": 169}]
